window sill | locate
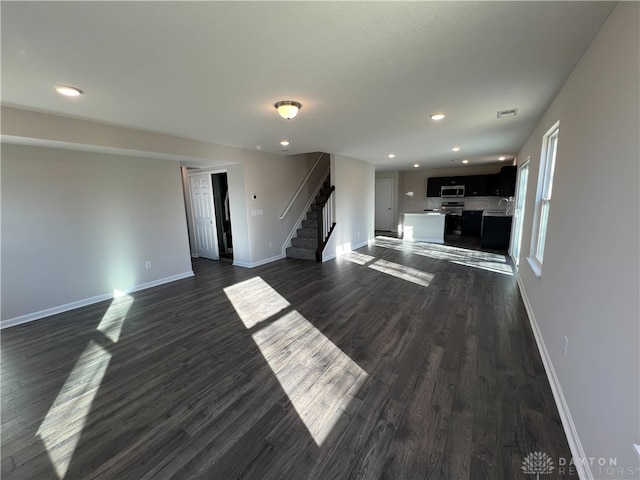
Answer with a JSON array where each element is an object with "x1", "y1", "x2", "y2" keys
[{"x1": 527, "y1": 256, "x2": 542, "y2": 277}]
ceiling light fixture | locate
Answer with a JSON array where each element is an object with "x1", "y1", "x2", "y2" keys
[
  {"x1": 430, "y1": 113, "x2": 445, "y2": 121},
  {"x1": 280, "y1": 140, "x2": 290, "y2": 146},
  {"x1": 414, "y1": 164, "x2": 420, "y2": 168},
  {"x1": 462, "y1": 159, "x2": 469, "y2": 164},
  {"x1": 388, "y1": 153, "x2": 396, "y2": 158},
  {"x1": 499, "y1": 156, "x2": 506, "y2": 161},
  {"x1": 451, "y1": 146, "x2": 460, "y2": 152},
  {"x1": 55, "y1": 85, "x2": 83, "y2": 97},
  {"x1": 274, "y1": 100, "x2": 301, "y2": 119}
]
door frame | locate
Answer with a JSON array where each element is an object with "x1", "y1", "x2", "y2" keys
[{"x1": 510, "y1": 158, "x2": 530, "y2": 268}]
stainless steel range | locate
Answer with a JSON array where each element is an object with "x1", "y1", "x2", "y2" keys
[{"x1": 441, "y1": 201, "x2": 464, "y2": 235}]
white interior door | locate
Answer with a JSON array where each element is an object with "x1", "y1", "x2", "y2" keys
[
  {"x1": 375, "y1": 179, "x2": 393, "y2": 231},
  {"x1": 189, "y1": 174, "x2": 219, "y2": 260},
  {"x1": 510, "y1": 161, "x2": 529, "y2": 268}
]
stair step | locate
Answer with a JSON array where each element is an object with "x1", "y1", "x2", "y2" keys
[
  {"x1": 292, "y1": 237, "x2": 318, "y2": 249},
  {"x1": 286, "y1": 246, "x2": 316, "y2": 261},
  {"x1": 306, "y1": 210, "x2": 318, "y2": 220},
  {"x1": 296, "y1": 228, "x2": 317, "y2": 238},
  {"x1": 301, "y1": 219, "x2": 318, "y2": 229},
  {"x1": 319, "y1": 187, "x2": 332, "y2": 196}
]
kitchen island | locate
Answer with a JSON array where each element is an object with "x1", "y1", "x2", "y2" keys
[{"x1": 402, "y1": 213, "x2": 446, "y2": 244}]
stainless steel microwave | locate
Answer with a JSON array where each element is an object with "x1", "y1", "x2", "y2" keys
[{"x1": 441, "y1": 185, "x2": 465, "y2": 198}]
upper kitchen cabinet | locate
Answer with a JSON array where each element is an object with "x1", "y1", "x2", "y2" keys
[
  {"x1": 499, "y1": 166, "x2": 517, "y2": 197},
  {"x1": 426, "y1": 176, "x2": 444, "y2": 197},
  {"x1": 464, "y1": 175, "x2": 488, "y2": 196}
]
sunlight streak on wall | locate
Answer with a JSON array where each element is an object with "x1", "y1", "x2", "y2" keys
[
  {"x1": 96, "y1": 290, "x2": 133, "y2": 343},
  {"x1": 36, "y1": 341, "x2": 112, "y2": 479},
  {"x1": 223, "y1": 277, "x2": 290, "y2": 328}
]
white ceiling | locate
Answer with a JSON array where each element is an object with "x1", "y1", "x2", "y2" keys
[{"x1": 1, "y1": 1, "x2": 614, "y2": 170}]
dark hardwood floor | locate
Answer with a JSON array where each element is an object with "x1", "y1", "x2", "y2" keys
[{"x1": 1, "y1": 237, "x2": 574, "y2": 479}]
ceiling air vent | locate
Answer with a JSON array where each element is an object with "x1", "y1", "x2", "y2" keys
[{"x1": 497, "y1": 108, "x2": 518, "y2": 118}]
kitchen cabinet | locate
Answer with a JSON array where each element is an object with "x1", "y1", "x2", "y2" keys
[
  {"x1": 481, "y1": 215, "x2": 513, "y2": 249},
  {"x1": 487, "y1": 173, "x2": 501, "y2": 196},
  {"x1": 426, "y1": 176, "x2": 444, "y2": 197},
  {"x1": 461, "y1": 210, "x2": 483, "y2": 235},
  {"x1": 499, "y1": 166, "x2": 517, "y2": 197},
  {"x1": 464, "y1": 175, "x2": 488, "y2": 196}
]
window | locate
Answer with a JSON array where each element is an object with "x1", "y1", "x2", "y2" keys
[{"x1": 529, "y1": 122, "x2": 559, "y2": 275}]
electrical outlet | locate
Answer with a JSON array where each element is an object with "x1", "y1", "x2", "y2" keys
[
  {"x1": 563, "y1": 336, "x2": 568, "y2": 356},
  {"x1": 145, "y1": 260, "x2": 152, "y2": 269}
]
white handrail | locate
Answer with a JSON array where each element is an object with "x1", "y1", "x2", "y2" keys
[{"x1": 279, "y1": 152, "x2": 326, "y2": 220}]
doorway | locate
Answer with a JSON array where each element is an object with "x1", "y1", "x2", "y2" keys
[{"x1": 211, "y1": 173, "x2": 233, "y2": 259}]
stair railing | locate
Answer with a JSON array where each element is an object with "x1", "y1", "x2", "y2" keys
[
  {"x1": 279, "y1": 152, "x2": 326, "y2": 220},
  {"x1": 316, "y1": 185, "x2": 336, "y2": 262}
]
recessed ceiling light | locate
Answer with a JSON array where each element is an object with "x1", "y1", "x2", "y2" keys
[
  {"x1": 462, "y1": 159, "x2": 469, "y2": 164},
  {"x1": 451, "y1": 146, "x2": 461, "y2": 152},
  {"x1": 430, "y1": 113, "x2": 445, "y2": 121},
  {"x1": 499, "y1": 156, "x2": 506, "y2": 161},
  {"x1": 413, "y1": 163, "x2": 419, "y2": 168},
  {"x1": 280, "y1": 140, "x2": 290, "y2": 146},
  {"x1": 388, "y1": 153, "x2": 396, "y2": 158},
  {"x1": 255, "y1": 145, "x2": 263, "y2": 150},
  {"x1": 55, "y1": 85, "x2": 83, "y2": 97}
]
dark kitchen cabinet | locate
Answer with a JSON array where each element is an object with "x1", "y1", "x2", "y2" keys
[
  {"x1": 499, "y1": 166, "x2": 517, "y2": 197},
  {"x1": 464, "y1": 175, "x2": 488, "y2": 196},
  {"x1": 487, "y1": 173, "x2": 501, "y2": 196},
  {"x1": 481, "y1": 215, "x2": 513, "y2": 249},
  {"x1": 426, "y1": 176, "x2": 444, "y2": 197},
  {"x1": 462, "y1": 210, "x2": 483, "y2": 235}
]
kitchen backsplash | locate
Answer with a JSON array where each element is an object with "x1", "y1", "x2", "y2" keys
[{"x1": 427, "y1": 196, "x2": 514, "y2": 213}]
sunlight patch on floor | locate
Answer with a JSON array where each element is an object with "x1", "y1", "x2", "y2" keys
[
  {"x1": 224, "y1": 276, "x2": 290, "y2": 328},
  {"x1": 369, "y1": 259, "x2": 434, "y2": 287},
  {"x1": 375, "y1": 236, "x2": 513, "y2": 276},
  {"x1": 227, "y1": 276, "x2": 367, "y2": 446},
  {"x1": 251, "y1": 310, "x2": 367, "y2": 446},
  {"x1": 340, "y1": 251, "x2": 376, "y2": 265},
  {"x1": 96, "y1": 290, "x2": 133, "y2": 343},
  {"x1": 37, "y1": 340, "x2": 112, "y2": 479}
]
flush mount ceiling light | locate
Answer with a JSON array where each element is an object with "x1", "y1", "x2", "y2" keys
[
  {"x1": 388, "y1": 153, "x2": 396, "y2": 158},
  {"x1": 280, "y1": 140, "x2": 290, "y2": 146},
  {"x1": 499, "y1": 156, "x2": 506, "y2": 161},
  {"x1": 274, "y1": 100, "x2": 301, "y2": 119},
  {"x1": 430, "y1": 113, "x2": 445, "y2": 121},
  {"x1": 413, "y1": 163, "x2": 420, "y2": 168},
  {"x1": 55, "y1": 84, "x2": 83, "y2": 97},
  {"x1": 451, "y1": 146, "x2": 460, "y2": 152},
  {"x1": 462, "y1": 159, "x2": 469, "y2": 164}
]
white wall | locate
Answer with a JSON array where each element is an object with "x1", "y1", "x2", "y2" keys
[
  {"x1": 1, "y1": 144, "x2": 193, "y2": 324},
  {"x1": 323, "y1": 154, "x2": 375, "y2": 260},
  {"x1": 516, "y1": 3, "x2": 639, "y2": 475}
]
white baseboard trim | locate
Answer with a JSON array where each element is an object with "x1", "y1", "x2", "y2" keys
[
  {"x1": 516, "y1": 273, "x2": 592, "y2": 480},
  {"x1": 233, "y1": 253, "x2": 285, "y2": 269},
  {"x1": 1, "y1": 271, "x2": 195, "y2": 330}
]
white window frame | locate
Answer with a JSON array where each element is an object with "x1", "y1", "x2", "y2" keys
[{"x1": 528, "y1": 121, "x2": 559, "y2": 277}]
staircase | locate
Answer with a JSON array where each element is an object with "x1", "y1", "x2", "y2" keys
[{"x1": 286, "y1": 177, "x2": 335, "y2": 261}]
